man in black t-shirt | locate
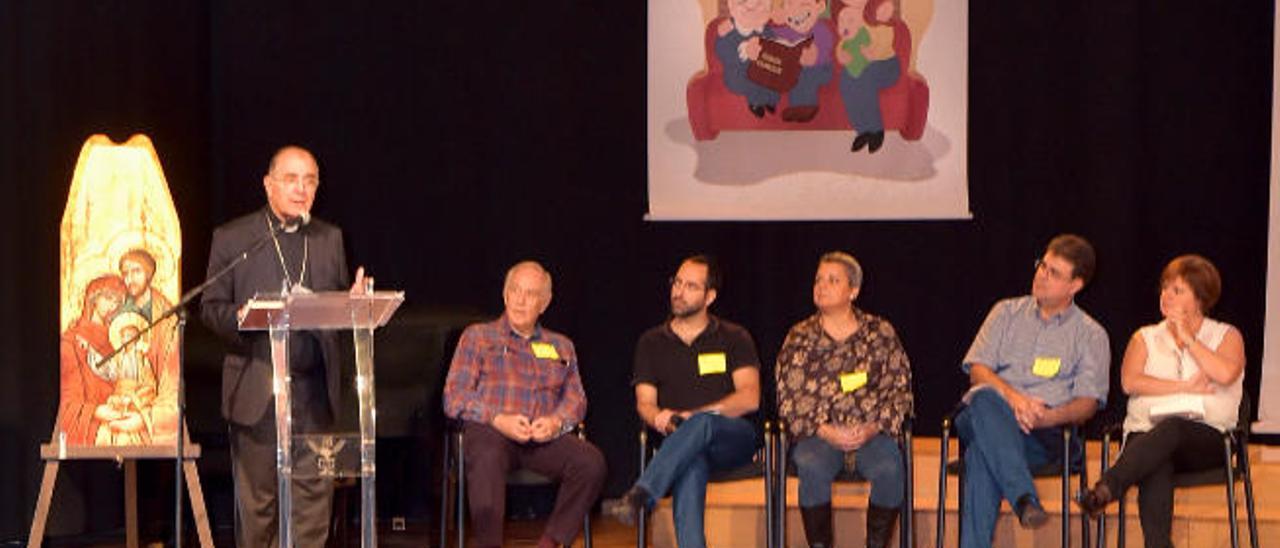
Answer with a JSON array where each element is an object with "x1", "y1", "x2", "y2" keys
[{"x1": 611, "y1": 255, "x2": 761, "y2": 548}]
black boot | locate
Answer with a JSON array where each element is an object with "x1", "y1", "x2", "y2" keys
[
  {"x1": 867, "y1": 131, "x2": 886, "y2": 153},
  {"x1": 800, "y1": 503, "x2": 833, "y2": 548},
  {"x1": 851, "y1": 132, "x2": 870, "y2": 152},
  {"x1": 865, "y1": 504, "x2": 899, "y2": 548}
]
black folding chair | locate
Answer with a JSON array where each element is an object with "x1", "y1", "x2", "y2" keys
[
  {"x1": 769, "y1": 416, "x2": 915, "y2": 548},
  {"x1": 438, "y1": 419, "x2": 593, "y2": 548},
  {"x1": 1097, "y1": 395, "x2": 1258, "y2": 548},
  {"x1": 936, "y1": 405, "x2": 1089, "y2": 548}
]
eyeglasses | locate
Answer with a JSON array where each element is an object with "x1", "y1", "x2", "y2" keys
[
  {"x1": 669, "y1": 276, "x2": 706, "y2": 292},
  {"x1": 1034, "y1": 258, "x2": 1072, "y2": 282},
  {"x1": 273, "y1": 173, "x2": 320, "y2": 191}
]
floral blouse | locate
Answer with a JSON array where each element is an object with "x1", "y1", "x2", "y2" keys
[{"x1": 775, "y1": 308, "x2": 913, "y2": 439}]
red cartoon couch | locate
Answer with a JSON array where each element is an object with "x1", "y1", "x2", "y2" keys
[{"x1": 686, "y1": 17, "x2": 929, "y2": 142}]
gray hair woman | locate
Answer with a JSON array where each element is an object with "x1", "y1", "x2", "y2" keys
[{"x1": 775, "y1": 252, "x2": 913, "y2": 548}]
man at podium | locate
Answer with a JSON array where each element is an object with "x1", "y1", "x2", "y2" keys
[
  {"x1": 443, "y1": 261, "x2": 606, "y2": 548},
  {"x1": 200, "y1": 145, "x2": 369, "y2": 547}
]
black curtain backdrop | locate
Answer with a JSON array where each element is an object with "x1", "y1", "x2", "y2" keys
[{"x1": 1, "y1": 0, "x2": 1273, "y2": 541}]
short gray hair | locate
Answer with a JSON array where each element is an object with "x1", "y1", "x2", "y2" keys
[
  {"x1": 504, "y1": 260, "x2": 553, "y2": 294},
  {"x1": 819, "y1": 251, "x2": 862, "y2": 288}
]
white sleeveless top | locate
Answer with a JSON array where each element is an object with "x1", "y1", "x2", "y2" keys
[{"x1": 1123, "y1": 318, "x2": 1241, "y2": 433}]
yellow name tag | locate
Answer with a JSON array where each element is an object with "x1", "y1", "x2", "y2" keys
[
  {"x1": 1032, "y1": 356, "x2": 1061, "y2": 378},
  {"x1": 697, "y1": 352, "x2": 727, "y2": 375},
  {"x1": 839, "y1": 371, "x2": 868, "y2": 393},
  {"x1": 531, "y1": 342, "x2": 560, "y2": 360}
]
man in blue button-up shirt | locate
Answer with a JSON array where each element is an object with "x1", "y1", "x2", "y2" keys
[{"x1": 955, "y1": 234, "x2": 1111, "y2": 548}]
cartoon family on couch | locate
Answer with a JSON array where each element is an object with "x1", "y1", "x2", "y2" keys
[{"x1": 686, "y1": 0, "x2": 929, "y2": 154}]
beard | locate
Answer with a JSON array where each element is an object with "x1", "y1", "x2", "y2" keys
[{"x1": 670, "y1": 299, "x2": 706, "y2": 319}]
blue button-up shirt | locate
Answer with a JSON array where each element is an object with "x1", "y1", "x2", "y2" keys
[{"x1": 962, "y1": 295, "x2": 1110, "y2": 407}]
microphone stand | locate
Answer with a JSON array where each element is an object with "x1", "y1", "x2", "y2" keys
[{"x1": 99, "y1": 219, "x2": 292, "y2": 548}]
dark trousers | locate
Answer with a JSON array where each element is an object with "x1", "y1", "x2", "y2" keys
[
  {"x1": 1100, "y1": 417, "x2": 1225, "y2": 548},
  {"x1": 229, "y1": 406, "x2": 334, "y2": 548},
  {"x1": 463, "y1": 421, "x2": 606, "y2": 548}
]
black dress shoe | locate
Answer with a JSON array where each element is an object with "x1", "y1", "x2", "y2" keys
[
  {"x1": 609, "y1": 486, "x2": 652, "y2": 527},
  {"x1": 1075, "y1": 483, "x2": 1113, "y2": 518},
  {"x1": 851, "y1": 133, "x2": 870, "y2": 152},
  {"x1": 1015, "y1": 495, "x2": 1048, "y2": 529},
  {"x1": 867, "y1": 131, "x2": 886, "y2": 153},
  {"x1": 748, "y1": 104, "x2": 766, "y2": 118},
  {"x1": 764, "y1": 103, "x2": 776, "y2": 114}
]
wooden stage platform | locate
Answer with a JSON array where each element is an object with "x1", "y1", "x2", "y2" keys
[{"x1": 641, "y1": 437, "x2": 1280, "y2": 547}]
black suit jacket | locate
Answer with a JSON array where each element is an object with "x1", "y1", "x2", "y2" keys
[{"x1": 200, "y1": 207, "x2": 350, "y2": 427}]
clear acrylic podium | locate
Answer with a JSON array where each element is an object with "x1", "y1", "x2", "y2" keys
[{"x1": 240, "y1": 289, "x2": 404, "y2": 548}]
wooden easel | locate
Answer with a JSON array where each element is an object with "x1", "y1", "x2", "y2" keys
[{"x1": 27, "y1": 429, "x2": 214, "y2": 548}]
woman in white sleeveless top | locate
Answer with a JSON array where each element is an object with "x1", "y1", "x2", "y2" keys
[{"x1": 1076, "y1": 255, "x2": 1246, "y2": 547}]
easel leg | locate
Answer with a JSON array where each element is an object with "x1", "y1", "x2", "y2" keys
[
  {"x1": 26, "y1": 461, "x2": 59, "y2": 548},
  {"x1": 183, "y1": 459, "x2": 215, "y2": 548},
  {"x1": 125, "y1": 460, "x2": 138, "y2": 548}
]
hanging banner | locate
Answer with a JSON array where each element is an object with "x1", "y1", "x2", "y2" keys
[
  {"x1": 1256, "y1": 0, "x2": 1280, "y2": 435},
  {"x1": 647, "y1": 0, "x2": 969, "y2": 220}
]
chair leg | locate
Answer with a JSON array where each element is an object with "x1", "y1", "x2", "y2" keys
[
  {"x1": 439, "y1": 431, "x2": 451, "y2": 548},
  {"x1": 637, "y1": 430, "x2": 648, "y2": 548},
  {"x1": 903, "y1": 428, "x2": 913, "y2": 548},
  {"x1": 1080, "y1": 433, "x2": 1090, "y2": 548},
  {"x1": 764, "y1": 424, "x2": 774, "y2": 548},
  {"x1": 775, "y1": 430, "x2": 788, "y2": 548},
  {"x1": 1098, "y1": 434, "x2": 1110, "y2": 548},
  {"x1": 583, "y1": 513, "x2": 593, "y2": 548},
  {"x1": 1223, "y1": 435, "x2": 1240, "y2": 548},
  {"x1": 1080, "y1": 425, "x2": 1090, "y2": 548},
  {"x1": 1061, "y1": 427, "x2": 1070, "y2": 548},
  {"x1": 936, "y1": 421, "x2": 950, "y2": 548},
  {"x1": 956, "y1": 443, "x2": 965, "y2": 546},
  {"x1": 1239, "y1": 436, "x2": 1259, "y2": 548},
  {"x1": 456, "y1": 433, "x2": 466, "y2": 548}
]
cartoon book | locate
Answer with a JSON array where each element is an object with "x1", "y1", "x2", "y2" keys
[{"x1": 747, "y1": 35, "x2": 814, "y2": 92}]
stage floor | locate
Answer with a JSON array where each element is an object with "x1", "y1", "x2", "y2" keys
[{"x1": 31, "y1": 438, "x2": 1280, "y2": 547}]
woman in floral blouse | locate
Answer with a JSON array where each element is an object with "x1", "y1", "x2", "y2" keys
[{"x1": 776, "y1": 251, "x2": 913, "y2": 548}]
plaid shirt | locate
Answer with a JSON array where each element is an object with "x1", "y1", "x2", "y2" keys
[{"x1": 443, "y1": 315, "x2": 586, "y2": 427}]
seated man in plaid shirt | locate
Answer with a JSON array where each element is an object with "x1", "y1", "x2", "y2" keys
[{"x1": 443, "y1": 261, "x2": 606, "y2": 548}]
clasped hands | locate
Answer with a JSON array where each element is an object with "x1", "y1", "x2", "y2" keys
[
  {"x1": 491, "y1": 413, "x2": 564, "y2": 443},
  {"x1": 1002, "y1": 389, "x2": 1049, "y2": 434},
  {"x1": 817, "y1": 422, "x2": 879, "y2": 452},
  {"x1": 1165, "y1": 307, "x2": 1216, "y2": 394}
]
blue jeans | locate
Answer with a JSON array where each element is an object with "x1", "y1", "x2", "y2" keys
[
  {"x1": 792, "y1": 433, "x2": 904, "y2": 508},
  {"x1": 787, "y1": 64, "x2": 833, "y2": 107},
  {"x1": 954, "y1": 388, "x2": 1080, "y2": 548},
  {"x1": 839, "y1": 57, "x2": 900, "y2": 132},
  {"x1": 634, "y1": 413, "x2": 757, "y2": 548}
]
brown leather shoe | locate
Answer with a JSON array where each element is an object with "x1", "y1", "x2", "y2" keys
[{"x1": 781, "y1": 105, "x2": 819, "y2": 123}]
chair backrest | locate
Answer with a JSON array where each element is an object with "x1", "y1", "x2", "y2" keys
[{"x1": 1235, "y1": 392, "x2": 1253, "y2": 434}]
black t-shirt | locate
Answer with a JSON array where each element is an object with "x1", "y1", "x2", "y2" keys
[{"x1": 633, "y1": 315, "x2": 761, "y2": 417}]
